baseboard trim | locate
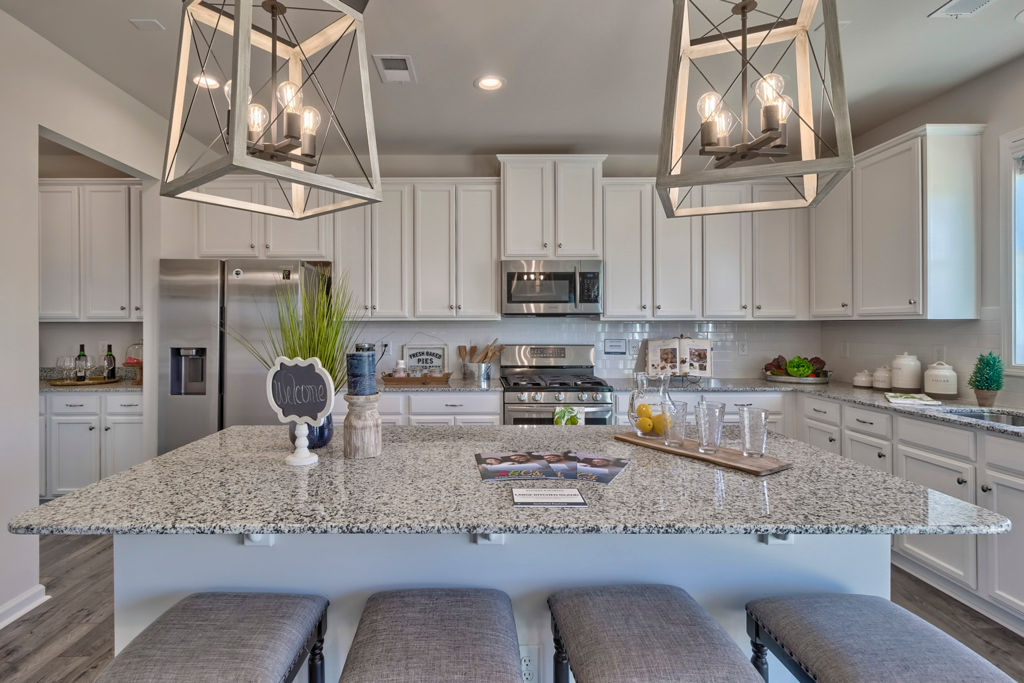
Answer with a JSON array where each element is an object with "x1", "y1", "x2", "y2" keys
[{"x1": 0, "y1": 584, "x2": 49, "y2": 631}]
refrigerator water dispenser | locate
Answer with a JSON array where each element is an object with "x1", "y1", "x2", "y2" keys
[{"x1": 170, "y1": 347, "x2": 207, "y2": 395}]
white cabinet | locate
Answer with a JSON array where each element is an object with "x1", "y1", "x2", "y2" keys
[
  {"x1": 455, "y1": 183, "x2": 500, "y2": 318},
  {"x1": 263, "y1": 183, "x2": 331, "y2": 258},
  {"x1": 842, "y1": 428, "x2": 891, "y2": 474},
  {"x1": 703, "y1": 184, "x2": 751, "y2": 318},
  {"x1": 129, "y1": 186, "x2": 143, "y2": 320},
  {"x1": 602, "y1": 181, "x2": 652, "y2": 319},
  {"x1": 102, "y1": 415, "x2": 146, "y2": 476},
  {"x1": 48, "y1": 415, "x2": 101, "y2": 496},
  {"x1": 853, "y1": 125, "x2": 981, "y2": 319},
  {"x1": 38, "y1": 407, "x2": 46, "y2": 498},
  {"x1": 810, "y1": 173, "x2": 853, "y2": 317},
  {"x1": 805, "y1": 418, "x2": 840, "y2": 454},
  {"x1": 39, "y1": 185, "x2": 81, "y2": 319},
  {"x1": 653, "y1": 187, "x2": 702, "y2": 318},
  {"x1": 407, "y1": 392, "x2": 502, "y2": 426},
  {"x1": 895, "y1": 444, "x2": 977, "y2": 589},
  {"x1": 81, "y1": 184, "x2": 131, "y2": 319},
  {"x1": 197, "y1": 180, "x2": 262, "y2": 257},
  {"x1": 414, "y1": 184, "x2": 457, "y2": 317},
  {"x1": 751, "y1": 184, "x2": 806, "y2": 318},
  {"x1": 334, "y1": 203, "x2": 372, "y2": 315},
  {"x1": 372, "y1": 184, "x2": 414, "y2": 318},
  {"x1": 981, "y1": 468, "x2": 1024, "y2": 619},
  {"x1": 499, "y1": 155, "x2": 604, "y2": 258}
]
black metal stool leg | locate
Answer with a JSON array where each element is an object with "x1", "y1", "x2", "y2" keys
[
  {"x1": 308, "y1": 613, "x2": 326, "y2": 683},
  {"x1": 551, "y1": 615, "x2": 570, "y2": 683}
]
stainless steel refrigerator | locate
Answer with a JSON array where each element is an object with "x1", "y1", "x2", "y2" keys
[{"x1": 158, "y1": 259, "x2": 330, "y2": 454}]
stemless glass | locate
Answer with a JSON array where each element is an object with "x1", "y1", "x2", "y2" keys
[
  {"x1": 695, "y1": 400, "x2": 725, "y2": 454},
  {"x1": 57, "y1": 356, "x2": 74, "y2": 381},
  {"x1": 661, "y1": 401, "x2": 687, "y2": 447},
  {"x1": 739, "y1": 406, "x2": 770, "y2": 457}
]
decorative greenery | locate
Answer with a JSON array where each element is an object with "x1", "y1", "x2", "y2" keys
[
  {"x1": 786, "y1": 356, "x2": 813, "y2": 377},
  {"x1": 227, "y1": 269, "x2": 361, "y2": 393},
  {"x1": 968, "y1": 352, "x2": 1004, "y2": 392},
  {"x1": 554, "y1": 406, "x2": 581, "y2": 425}
]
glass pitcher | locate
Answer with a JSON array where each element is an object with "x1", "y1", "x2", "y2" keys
[{"x1": 627, "y1": 373, "x2": 677, "y2": 438}]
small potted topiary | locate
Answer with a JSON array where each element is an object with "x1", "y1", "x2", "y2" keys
[{"x1": 968, "y1": 352, "x2": 1004, "y2": 407}]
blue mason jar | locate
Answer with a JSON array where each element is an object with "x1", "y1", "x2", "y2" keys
[{"x1": 347, "y1": 343, "x2": 377, "y2": 396}]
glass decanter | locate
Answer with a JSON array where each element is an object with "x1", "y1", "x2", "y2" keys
[{"x1": 627, "y1": 372, "x2": 676, "y2": 439}]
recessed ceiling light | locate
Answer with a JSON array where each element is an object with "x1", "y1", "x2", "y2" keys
[
  {"x1": 474, "y1": 75, "x2": 505, "y2": 91},
  {"x1": 193, "y1": 73, "x2": 220, "y2": 89},
  {"x1": 129, "y1": 18, "x2": 166, "y2": 31}
]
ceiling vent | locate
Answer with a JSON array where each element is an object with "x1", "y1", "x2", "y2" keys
[
  {"x1": 129, "y1": 18, "x2": 166, "y2": 31},
  {"x1": 372, "y1": 55, "x2": 417, "y2": 84},
  {"x1": 929, "y1": 0, "x2": 998, "y2": 19}
]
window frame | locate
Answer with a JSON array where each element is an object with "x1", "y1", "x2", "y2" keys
[{"x1": 1000, "y1": 127, "x2": 1024, "y2": 376}]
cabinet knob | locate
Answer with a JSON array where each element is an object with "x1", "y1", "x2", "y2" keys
[
  {"x1": 828, "y1": 436, "x2": 836, "y2": 443},
  {"x1": 265, "y1": 243, "x2": 271, "y2": 250},
  {"x1": 741, "y1": 304, "x2": 749, "y2": 310},
  {"x1": 120, "y1": 305, "x2": 127, "y2": 310},
  {"x1": 877, "y1": 451, "x2": 887, "y2": 459},
  {"x1": 250, "y1": 242, "x2": 256, "y2": 249},
  {"x1": 364, "y1": 305, "x2": 369, "y2": 310},
  {"x1": 755, "y1": 304, "x2": 762, "y2": 310},
  {"x1": 457, "y1": 305, "x2": 462, "y2": 310},
  {"x1": 543, "y1": 242, "x2": 549, "y2": 249},
  {"x1": 88, "y1": 425, "x2": 96, "y2": 431},
  {"x1": 956, "y1": 477, "x2": 967, "y2": 485},
  {"x1": 981, "y1": 484, "x2": 993, "y2": 493},
  {"x1": 908, "y1": 298, "x2": 917, "y2": 305},
  {"x1": 841, "y1": 302, "x2": 849, "y2": 308},
  {"x1": 656, "y1": 304, "x2": 662, "y2": 310},
  {"x1": 557, "y1": 242, "x2": 563, "y2": 249},
  {"x1": 449, "y1": 304, "x2": 455, "y2": 310},
  {"x1": 104, "y1": 426, "x2": 111, "y2": 432},
  {"x1": 371, "y1": 305, "x2": 377, "y2": 311},
  {"x1": 641, "y1": 304, "x2": 647, "y2": 310},
  {"x1": 134, "y1": 306, "x2": 141, "y2": 311}
]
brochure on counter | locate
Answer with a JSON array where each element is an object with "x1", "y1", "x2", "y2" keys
[
  {"x1": 512, "y1": 488, "x2": 587, "y2": 508},
  {"x1": 475, "y1": 452, "x2": 629, "y2": 484}
]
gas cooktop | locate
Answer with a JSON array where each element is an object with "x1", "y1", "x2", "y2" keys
[{"x1": 500, "y1": 373, "x2": 611, "y2": 391}]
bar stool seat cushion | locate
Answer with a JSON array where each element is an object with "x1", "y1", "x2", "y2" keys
[
  {"x1": 96, "y1": 592, "x2": 328, "y2": 683},
  {"x1": 339, "y1": 588, "x2": 521, "y2": 683},
  {"x1": 548, "y1": 584, "x2": 762, "y2": 683},
  {"x1": 746, "y1": 593, "x2": 1014, "y2": 682}
]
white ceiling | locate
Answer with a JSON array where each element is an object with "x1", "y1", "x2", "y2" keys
[{"x1": 5, "y1": 0, "x2": 1024, "y2": 156}]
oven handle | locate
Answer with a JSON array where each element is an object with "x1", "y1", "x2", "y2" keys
[
  {"x1": 504, "y1": 405, "x2": 612, "y2": 414},
  {"x1": 573, "y1": 265, "x2": 580, "y2": 309}
]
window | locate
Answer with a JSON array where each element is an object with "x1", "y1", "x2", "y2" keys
[{"x1": 1002, "y1": 129, "x2": 1024, "y2": 373}]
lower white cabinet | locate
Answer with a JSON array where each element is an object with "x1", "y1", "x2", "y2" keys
[
  {"x1": 48, "y1": 415, "x2": 101, "y2": 496},
  {"x1": 804, "y1": 418, "x2": 841, "y2": 454},
  {"x1": 981, "y1": 468, "x2": 1024, "y2": 618},
  {"x1": 102, "y1": 415, "x2": 146, "y2": 476},
  {"x1": 842, "y1": 428, "x2": 892, "y2": 474},
  {"x1": 333, "y1": 391, "x2": 501, "y2": 426},
  {"x1": 39, "y1": 412, "x2": 46, "y2": 498}
]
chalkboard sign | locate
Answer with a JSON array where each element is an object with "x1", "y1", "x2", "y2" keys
[{"x1": 266, "y1": 356, "x2": 335, "y2": 426}]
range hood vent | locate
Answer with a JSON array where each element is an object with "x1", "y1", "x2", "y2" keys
[
  {"x1": 373, "y1": 54, "x2": 417, "y2": 84},
  {"x1": 929, "y1": 0, "x2": 998, "y2": 19}
]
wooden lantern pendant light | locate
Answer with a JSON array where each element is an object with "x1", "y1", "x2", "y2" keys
[
  {"x1": 161, "y1": 0, "x2": 381, "y2": 219},
  {"x1": 656, "y1": 0, "x2": 853, "y2": 218}
]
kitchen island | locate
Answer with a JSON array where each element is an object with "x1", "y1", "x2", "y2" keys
[{"x1": 10, "y1": 425, "x2": 1010, "y2": 682}]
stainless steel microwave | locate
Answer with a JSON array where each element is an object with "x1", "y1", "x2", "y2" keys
[{"x1": 501, "y1": 260, "x2": 602, "y2": 316}]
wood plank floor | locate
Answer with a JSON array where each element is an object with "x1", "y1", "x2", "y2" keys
[{"x1": 1, "y1": 536, "x2": 1022, "y2": 681}]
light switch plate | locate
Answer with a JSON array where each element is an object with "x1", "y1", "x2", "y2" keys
[
  {"x1": 604, "y1": 339, "x2": 626, "y2": 355},
  {"x1": 628, "y1": 339, "x2": 642, "y2": 356}
]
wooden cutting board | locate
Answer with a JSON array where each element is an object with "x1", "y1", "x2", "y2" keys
[{"x1": 614, "y1": 433, "x2": 793, "y2": 476}]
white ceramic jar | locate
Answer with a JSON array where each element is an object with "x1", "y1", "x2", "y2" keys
[
  {"x1": 852, "y1": 370, "x2": 874, "y2": 388},
  {"x1": 891, "y1": 352, "x2": 923, "y2": 392},
  {"x1": 924, "y1": 361, "x2": 958, "y2": 399},
  {"x1": 872, "y1": 366, "x2": 892, "y2": 390}
]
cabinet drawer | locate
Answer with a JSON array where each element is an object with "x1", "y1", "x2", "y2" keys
[
  {"x1": 982, "y1": 434, "x2": 1024, "y2": 477},
  {"x1": 48, "y1": 395, "x2": 100, "y2": 415},
  {"x1": 804, "y1": 397, "x2": 840, "y2": 425},
  {"x1": 896, "y1": 416, "x2": 974, "y2": 461},
  {"x1": 104, "y1": 394, "x2": 143, "y2": 415},
  {"x1": 408, "y1": 392, "x2": 501, "y2": 415},
  {"x1": 720, "y1": 393, "x2": 785, "y2": 414},
  {"x1": 805, "y1": 418, "x2": 841, "y2": 454},
  {"x1": 843, "y1": 405, "x2": 891, "y2": 438},
  {"x1": 334, "y1": 392, "x2": 405, "y2": 417}
]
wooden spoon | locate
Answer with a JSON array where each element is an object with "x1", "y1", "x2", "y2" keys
[{"x1": 457, "y1": 345, "x2": 467, "y2": 363}]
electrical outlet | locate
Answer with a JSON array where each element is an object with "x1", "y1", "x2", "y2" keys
[
  {"x1": 520, "y1": 645, "x2": 539, "y2": 683},
  {"x1": 628, "y1": 339, "x2": 642, "y2": 356}
]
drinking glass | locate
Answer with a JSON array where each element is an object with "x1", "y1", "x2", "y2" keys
[
  {"x1": 695, "y1": 400, "x2": 725, "y2": 454},
  {"x1": 739, "y1": 406, "x2": 770, "y2": 457},
  {"x1": 661, "y1": 401, "x2": 687, "y2": 447},
  {"x1": 57, "y1": 356, "x2": 74, "y2": 381}
]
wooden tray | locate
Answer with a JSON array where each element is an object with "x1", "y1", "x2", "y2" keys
[
  {"x1": 614, "y1": 432, "x2": 793, "y2": 476},
  {"x1": 48, "y1": 377, "x2": 120, "y2": 387},
  {"x1": 381, "y1": 372, "x2": 452, "y2": 387}
]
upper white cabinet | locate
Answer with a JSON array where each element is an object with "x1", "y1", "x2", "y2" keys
[
  {"x1": 751, "y1": 184, "x2": 807, "y2": 319},
  {"x1": 263, "y1": 183, "x2": 332, "y2": 258},
  {"x1": 39, "y1": 181, "x2": 139, "y2": 322},
  {"x1": 702, "y1": 184, "x2": 751, "y2": 318},
  {"x1": 810, "y1": 173, "x2": 853, "y2": 317},
  {"x1": 413, "y1": 183, "x2": 457, "y2": 318},
  {"x1": 499, "y1": 155, "x2": 604, "y2": 258},
  {"x1": 334, "y1": 201, "x2": 371, "y2": 315},
  {"x1": 455, "y1": 183, "x2": 500, "y2": 318},
  {"x1": 652, "y1": 186, "x2": 702, "y2": 318},
  {"x1": 852, "y1": 124, "x2": 981, "y2": 319}
]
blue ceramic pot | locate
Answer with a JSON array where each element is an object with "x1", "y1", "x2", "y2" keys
[{"x1": 289, "y1": 414, "x2": 334, "y2": 449}]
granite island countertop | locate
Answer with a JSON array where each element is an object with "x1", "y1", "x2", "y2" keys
[
  {"x1": 39, "y1": 378, "x2": 142, "y2": 393},
  {"x1": 9, "y1": 425, "x2": 1009, "y2": 537}
]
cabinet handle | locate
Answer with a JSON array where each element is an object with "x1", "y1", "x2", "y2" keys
[
  {"x1": 134, "y1": 306, "x2": 141, "y2": 311},
  {"x1": 812, "y1": 407, "x2": 827, "y2": 414},
  {"x1": 250, "y1": 242, "x2": 256, "y2": 249},
  {"x1": 543, "y1": 242, "x2": 549, "y2": 249},
  {"x1": 557, "y1": 242, "x2": 563, "y2": 249},
  {"x1": 457, "y1": 305, "x2": 462, "y2": 310},
  {"x1": 877, "y1": 451, "x2": 887, "y2": 459},
  {"x1": 656, "y1": 304, "x2": 662, "y2": 310},
  {"x1": 120, "y1": 305, "x2": 127, "y2": 311},
  {"x1": 841, "y1": 302, "x2": 849, "y2": 308},
  {"x1": 755, "y1": 304, "x2": 762, "y2": 310},
  {"x1": 364, "y1": 305, "x2": 369, "y2": 310},
  {"x1": 981, "y1": 484, "x2": 992, "y2": 493},
  {"x1": 66, "y1": 403, "x2": 84, "y2": 408},
  {"x1": 641, "y1": 304, "x2": 647, "y2": 310},
  {"x1": 104, "y1": 426, "x2": 111, "y2": 431},
  {"x1": 856, "y1": 418, "x2": 875, "y2": 426},
  {"x1": 265, "y1": 243, "x2": 271, "y2": 250},
  {"x1": 371, "y1": 305, "x2": 377, "y2": 311},
  {"x1": 120, "y1": 403, "x2": 139, "y2": 407},
  {"x1": 908, "y1": 298, "x2": 917, "y2": 305},
  {"x1": 735, "y1": 403, "x2": 752, "y2": 407},
  {"x1": 449, "y1": 304, "x2": 455, "y2": 310},
  {"x1": 444, "y1": 403, "x2": 464, "y2": 407},
  {"x1": 88, "y1": 425, "x2": 96, "y2": 431},
  {"x1": 956, "y1": 477, "x2": 967, "y2": 485},
  {"x1": 741, "y1": 304, "x2": 749, "y2": 310},
  {"x1": 828, "y1": 436, "x2": 836, "y2": 443}
]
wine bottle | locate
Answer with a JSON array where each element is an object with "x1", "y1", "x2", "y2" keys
[
  {"x1": 74, "y1": 344, "x2": 88, "y2": 382},
  {"x1": 103, "y1": 344, "x2": 116, "y2": 381}
]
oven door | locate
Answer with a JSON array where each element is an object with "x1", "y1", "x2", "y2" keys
[{"x1": 503, "y1": 404, "x2": 614, "y2": 426}]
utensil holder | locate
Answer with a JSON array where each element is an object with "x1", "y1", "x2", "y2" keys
[
  {"x1": 463, "y1": 362, "x2": 492, "y2": 387},
  {"x1": 343, "y1": 393, "x2": 381, "y2": 459}
]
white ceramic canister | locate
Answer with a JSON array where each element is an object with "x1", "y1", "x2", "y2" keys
[
  {"x1": 924, "y1": 361, "x2": 958, "y2": 399},
  {"x1": 852, "y1": 369, "x2": 874, "y2": 388},
  {"x1": 891, "y1": 352, "x2": 923, "y2": 392},
  {"x1": 872, "y1": 366, "x2": 891, "y2": 390}
]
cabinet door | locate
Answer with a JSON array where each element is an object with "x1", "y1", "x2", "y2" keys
[
  {"x1": 982, "y1": 469, "x2": 1024, "y2": 619},
  {"x1": 895, "y1": 444, "x2": 977, "y2": 589},
  {"x1": 501, "y1": 159, "x2": 553, "y2": 257},
  {"x1": 413, "y1": 184, "x2": 457, "y2": 317},
  {"x1": 48, "y1": 415, "x2": 100, "y2": 496},
  {"x1": 39, "y1": 415, "x2": 46, "y2": 498},
  {"x1": 554, "y1": 159, "x2": 602, "y2": 257},
  {"x1": 197, "y1": 181, "x2": 262, "y2": 257},
  {"x1": 810, "y1": 173, "x2": 853, "y2": 317},
  {"x1": 456, "y1": 183, "x2": 500, "y2": 318},
  {"x1": 842, "y1": 429, "x2": 891, "y2": 474},
  {"x1": 372, "y1": 183, "x2": 413, "y2": 318},
  {"x1": 602, "y1": 182, "x2": 652, "y2": 319},
  {"x1": 102, "y1": 415, "x2": 145, "y2": 477},
  {"x1": 653, "y1": 187, "x2": 701, "y2": 318},
  {"x1": 751, "y1": 184, "x2": 804, "y2": 318},
  {"x1": 334, "y1": 203, "x2": 372, "y2": 316},
  {"x1": 804, "y1": 418, "x2": 840, "y2": 454},
  {"x1": 81, "y1": 185, "x2": 131, "y2": 319},
  {"x1": 455, "y1": 415, "x2": 502, "y2": 426},
  {"x1": 703, "y1": 184, "x2": 752, "y2": 318},
  {"x1": 409, "y1": 415, "x2": 456, "y2": 426},
  {"x1": 39, "y1": 185, "x2": 81, "y2": 319},
  {"x1": 129, "y1": 186, "x2": 143, "y2": 320},
  {"x1": 854, "y1": 138, "x2": 923, "y2": 316},
  {"x1": 263, "y1": 182, "x2": 330, "y2": 258}
]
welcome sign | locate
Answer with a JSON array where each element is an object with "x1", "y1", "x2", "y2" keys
[{"x1": 266, "y1": 356, "x2": 335, "y2": 426}]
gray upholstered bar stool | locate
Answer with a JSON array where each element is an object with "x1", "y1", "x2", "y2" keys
[
  {"x1": 95, "y1": 592, "x2": 328, "y2": 683},
  {"x1": 548, "y1": 584, "x2": 763, "y2": 683},
  {"x1": 746, "y1": 593, "x2": 1014, "y2": 682},
  {"x1": 339, "y1": 588, "x2": 522, "y2": 683}
]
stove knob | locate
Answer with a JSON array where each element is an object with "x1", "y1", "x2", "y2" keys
[
  {"x1": 555, "y1": 392, "x2": 565, "y2": 402},
  {"x1": 517, "y1": 392, "x2": 528, "y2": 402},
  {"x1": 578, "y1": 392, "x2": 590, "y2": 402},
  {"x1": 532, "y1": 392, "x2": 543, "y2": 402}
]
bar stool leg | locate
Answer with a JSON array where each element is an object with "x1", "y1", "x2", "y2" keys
[
  {"x1": 746, "y1": 612, "x2": 769, "y2": 681},
  {"x1": 309, "y1": 613, "x2": 326, "y2": 683},
  {"x1": 551, "y1": 616, "x2": 570, "y2": 683}
]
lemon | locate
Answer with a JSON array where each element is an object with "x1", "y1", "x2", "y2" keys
[
  {"x1": 651, "y1": 412, "x2": 672, "y2": 435},
  {"x1": 635, "y1": 417, "x2": 654, "y2": 434},
  {"x1": 636, "y1": 403, "x2": 653, "y2": 419}
]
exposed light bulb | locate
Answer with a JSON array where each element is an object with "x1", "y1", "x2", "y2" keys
[
  {"x1": 193, "y1": 73, "x2": 220, "y2": 89},
  {"x1": 696, "y1": 91, "x2": 723, "y2": 123},
  {"x1": 755, "y1": 73, "x2": 785, "y2": 105},
  {"x1": 301, "y1": 106, "x2": 322, "y2": 135},
  {"x1": 276, "y1": 81, "x2": 303, "y2": 113},
  {"x1": 778, "y1": 95, "x2": 794, "y2": 124},
  {"x1": 223, "y1": 80, "x2": 252, "y2": 108},
  {"x1": 247, "y1": 103, "x2": 269, "y2": 142},
  {"x1": 714, "y1": 110, "x2": 734, "y2": 142}
]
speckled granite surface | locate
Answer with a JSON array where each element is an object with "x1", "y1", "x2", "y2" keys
[
  {"x1": 606, "y1": 377, "x2": 791, "y2": 392},
  {"x1": 9, "y1": 424, "x2": 1008, "y2": 537},
  {"x1": 39, "y1": 379, "x2": 142, "y2": 393},
  {"x1": 371, "y1": 377, "x2": 501, "y2": 392}
]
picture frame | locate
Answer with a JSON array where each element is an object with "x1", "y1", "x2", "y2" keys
[{"x1": 402, "y1": 344, "x2": 447, "y2": 375}]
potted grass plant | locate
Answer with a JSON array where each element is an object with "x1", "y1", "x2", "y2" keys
[
  {"x1": 228, "y1": 269, "x2": 361, "y2": 448},
  {"x1": 968, "y1": 351, "x2": 1004, "y2": 408}
]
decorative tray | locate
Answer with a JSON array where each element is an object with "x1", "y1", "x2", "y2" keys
[
  {"x1": 614, "y1": 433, "x2": 793, "y2": 476},
  {"x1": 381, "y1": 372, "x2": 452, "y2": 387},
  {"x1": 48, "y1": 377, "x2": 121, "y2": 387},
  {"x1": 764, "y1": 372, "x2": 830, "y2": 385}
]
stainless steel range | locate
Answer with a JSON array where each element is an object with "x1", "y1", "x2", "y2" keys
[{"x1": 500, "y1": 344, "x2": 614, "y2": 425}]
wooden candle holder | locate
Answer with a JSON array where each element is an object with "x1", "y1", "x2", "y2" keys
[{"x1": 343, "y1": 393, "x2": 382, "y2": 459}]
